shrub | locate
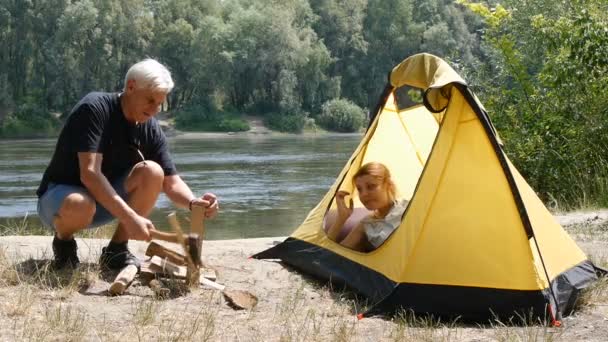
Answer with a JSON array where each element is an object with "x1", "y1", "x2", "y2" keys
[
  {"x1": 263, "y1": 112, "x2": 306, "y2": 133},
  {"x1": 0, "y1": 103, "x2": 59, "y2": 138},
  {"x1": 318, "y1": 99, "x2": 366, "y2": 132},
  {"x1": 174, "y1": 105, "x2": 249, "y2": 132},
  {"x1": 216, "y1": 118, "x2": 250, "y2": 132}
]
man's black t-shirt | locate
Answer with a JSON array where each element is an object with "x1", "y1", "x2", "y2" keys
[{"x1": 37, "y1": 92, "x2": 177, "y2": 197}]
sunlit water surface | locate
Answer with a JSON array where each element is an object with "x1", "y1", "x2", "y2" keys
[{"x1": 0, "y1": 134, "x2": 360, "y2": 239}]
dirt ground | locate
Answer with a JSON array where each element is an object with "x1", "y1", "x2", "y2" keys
[{"x1": 0, "y1": 211, "x2": 607, "y2": 341}]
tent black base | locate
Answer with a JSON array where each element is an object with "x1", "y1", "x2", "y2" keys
[{"x1": 254, "y1": 238, "x2": 600, "y2": 322}]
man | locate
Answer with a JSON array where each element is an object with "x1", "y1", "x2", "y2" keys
[{"x1": 36, "y1": 58, "x2": 218, "y2": 270}]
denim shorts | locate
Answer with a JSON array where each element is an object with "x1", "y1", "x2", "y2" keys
[{"x1": 37, "y1": 174, "x2": 129, "y2": 230}]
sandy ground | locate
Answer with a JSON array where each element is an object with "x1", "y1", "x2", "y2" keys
[{"x1": 0, "y1": 212, "x2": 607, "y2": 341}]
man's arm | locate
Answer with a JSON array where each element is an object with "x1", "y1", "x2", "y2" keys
[
  {"x1": 78, "y1": 152, "x2": 152, "y2": 240},
  {"x1": 163, "y1": 175, "x2": 218, "y2": 218}
]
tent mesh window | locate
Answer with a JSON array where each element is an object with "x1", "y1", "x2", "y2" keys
[{"x1": 394, "y1": 85, "x2": 423, "y2": 109}]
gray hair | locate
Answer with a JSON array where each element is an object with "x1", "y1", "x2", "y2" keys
[{"x1": 124, "y1": 59, "x2": 174, "y2": 93}]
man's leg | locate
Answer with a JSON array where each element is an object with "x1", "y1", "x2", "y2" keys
[
  {"x1": 37, "y1": 185, "x2": 97, "y2": 269},
  {"x1": 113, "y1": 160, "x2": 164, "y2": 242},
  {"x1": 100, "y1": 160, "x2": 164, "y2": 269},
  {"x1": 54, "y1": 193, "x2": 97, "y2": 240}
]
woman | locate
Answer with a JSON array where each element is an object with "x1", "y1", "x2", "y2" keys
[{"x1": 327, "y1": 162, "x2": 408, "y2": 251}]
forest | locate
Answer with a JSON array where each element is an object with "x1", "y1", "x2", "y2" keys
[{"x1": 1, "y1": 0, "x2": 607, "y2": 208}]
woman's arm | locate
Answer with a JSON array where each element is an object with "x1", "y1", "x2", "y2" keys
[
  {"x1": 326, "y1": 190, "x2": 353, "y2": 242},
  {"x1": 340, "y1": 223, "x2": 367, "y2": 251},
  {"x1": 327, "y1": 216, "x2": 348, "y2": 242}
]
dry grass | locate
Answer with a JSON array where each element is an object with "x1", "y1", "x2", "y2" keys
[
  {"x1": 0, "y1": 216, "x2": 116, "y2": 239},
  {"x1": 43, "y1": 303, "x2": 89, "y2": 340},
  {"x1": 388, "y1": 310, "x2": 462, "y2": 342},
  {"x1": 578, "y1": 276, "x2": 608, "y2": 308},
  {"x1": 563, "y1": 221, "x2": 608, "y2": 242},
  {"x1": 3, "y1": 284, "x2": 36, "y2": 317}
]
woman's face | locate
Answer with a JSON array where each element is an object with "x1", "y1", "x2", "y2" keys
[{"x1": 355, "y1": 174, "x2": 391, "y2": 210}]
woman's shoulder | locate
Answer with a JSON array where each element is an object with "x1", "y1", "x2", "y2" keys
[
  {"x1": 395, "y1": 198, "x2": 409, "y2": 210},
  {"x1": 385, "y1": 198, "x2": 408, "y2": 220}
]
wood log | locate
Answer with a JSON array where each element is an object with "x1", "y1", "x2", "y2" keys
[
  {"x1": 187, "y1": 206, "x2": 205, "y2": 287},
  {"x1": 109, "y1": 264, "x2": 138, "y2": 295},
  {"x1": 190, "y1": 206, "x2": 205, "y2": 237},
  {"x1": 150, "y1": 255, "x2": 185, "y2": 277},
  {"x1": 167, "y1": 213, "x2": 194, "y2": 265},
  {"x1": 167, "y1": 212, "x2": 199, "y2": 287},
  {"x1": 200, "y1": 277, "x2": 225, "y2": 291},
  {"x1": 200, "y1": 278, "x2": 258, "y2": 310},
  {"x1": 147, "y1": 258, "x2": 217, "y2": 281},
  {"x1": 145, "y1": 241, "x2": 187, "y2": 266}
]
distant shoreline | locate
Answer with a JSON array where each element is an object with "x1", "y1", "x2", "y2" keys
[
  {"x1": 169, "y1": 130, "x2": 364, "y2": 140},
  {"x1": 0, "y1": 128, "x2": 364, "y2": 141}
]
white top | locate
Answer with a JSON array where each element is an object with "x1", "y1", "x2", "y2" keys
[{"x1": 361, "y1": 198, "x2": 409, "y2": 249}]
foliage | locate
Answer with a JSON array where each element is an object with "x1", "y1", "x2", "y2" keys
[
  {"x1": 174, "y1": 105, "x2": 250, "y2": 132},
  {"x1": 264, "y1": 113, "x2": 307, "y2": 133},
  {"x1": 0, "y1": 103, "x2": 59, "y2": 138},
  {"x1": 5, "y1": 0, "x2": 608, "y2": 208},
  {"x1": 318, "y1": 99, "x2": 366, "y2": 132},
  {"x1": 0, "y1": 0, "x2": 480, "y2": 134},
  {"x1": 460, "y1": 0, "x2": 608, "y2": 208}
]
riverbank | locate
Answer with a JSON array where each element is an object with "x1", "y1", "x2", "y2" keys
[
  {"x1": 162, "y1": 114, "x2": 363, "y2": 140},
  {"x1": 0, "y1": 113, "x2": 362, "y2": 140},
  {"x1": 0, "y1": 212, "x2": 607, "y2": 341}
]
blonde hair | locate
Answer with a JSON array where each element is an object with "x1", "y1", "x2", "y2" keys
[
  {"x1": 352, "y1": 162, "x2": 397, "y2": 202},
  {"x1": 124, "y1": 58, "x2": 174, "y2": 93}
]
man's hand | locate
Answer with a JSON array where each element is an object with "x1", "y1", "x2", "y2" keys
[
  {"x1": 190, "y1": 193, "x2": 219, "y2": 218},
  {"x1": 122, "y1": 214, "x2": 153, "y2": 241}
]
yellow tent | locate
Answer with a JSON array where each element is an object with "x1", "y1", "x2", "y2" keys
[{"x1": 253, "y1": 53, "x2": 603, "y2": 321}]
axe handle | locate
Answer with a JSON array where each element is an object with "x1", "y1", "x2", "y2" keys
[{"x1": 149, "y1": 229, "x2": 180, "y2": 244}]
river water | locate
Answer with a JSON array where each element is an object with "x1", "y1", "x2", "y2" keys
[{"x1": 0, "y1": 134, "x2": 361, "y2": 239}]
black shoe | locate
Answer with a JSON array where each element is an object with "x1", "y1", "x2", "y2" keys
[
  {"x1": 52, "y1": 235, "x2": 80, "y2": 269},
  {"x1": 99, "y1": 241, "x2": 141, "y2": 270}
]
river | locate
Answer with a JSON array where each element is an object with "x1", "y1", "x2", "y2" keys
[{"x1": 0, "y1": 134, "x2": 361, "y2": 239}]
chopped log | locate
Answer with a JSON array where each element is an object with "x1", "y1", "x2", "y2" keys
[
  {"x1": 200, "y1": 278, "x2": 258, "y2": 310},
  {"x1": 145, "y1": 241, "x2": 187, "y2": 266},
  {"x1": 190, "y1": 206, "x2": 205, "y2": 265},
  {"x1": 147, "y1": 256, "x2": 217, "y2": 281},
  {"x1": 150, "y1": 255, "x2": 185, "y2": 276},
  {"x1": 109, "y1": 264, "x2": 138, "y2": 296},
  {"x1": 167, "y1": 212, "x2": 199, "y2": 287}
]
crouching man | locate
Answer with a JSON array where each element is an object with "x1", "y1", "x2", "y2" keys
[{"x1": 36, "y1": 58, "x2": 218, "y2": 270}]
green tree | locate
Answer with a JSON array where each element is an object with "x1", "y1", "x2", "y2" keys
[
  {"x1": 460, "y1": 0, "x2": 608, "y2": 207},
  {"x1": 318, "y1": 98, "x2": 366, "y2": 132}
]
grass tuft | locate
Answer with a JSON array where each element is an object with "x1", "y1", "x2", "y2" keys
[
  {"x1": 132, "y1": 297, "x2": 162, "y2": 326},
  {"x1": 4, "y1": 284, "x2": 36, "y2": 317},
  {"x1": 44, "y1": 303, "x2": 88, "y2": 341},
  {"x1": 390, "y1": 309, "x2": 461, "y2": 342}
]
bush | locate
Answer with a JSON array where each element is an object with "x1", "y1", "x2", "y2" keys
[
  {"x1": 216, "y1": 118, "x2": 250, "y2": 132},
  {"x1": 318, "y1": 99, "x2": 366, "y2": 132},
  {"x1": 0, "y1": 103, "x2": 59, "y2": 138},
  {"x1": 174, "y1": 105, "x2": 250, "y2": 132},
  {"x1": 263, "y1": 112, "x2": 306, "y2": 133}
]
